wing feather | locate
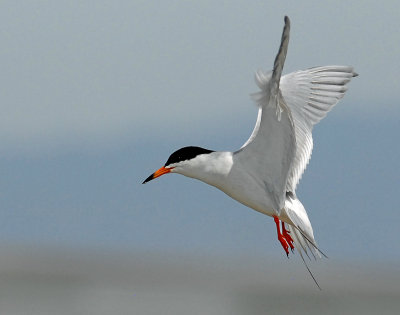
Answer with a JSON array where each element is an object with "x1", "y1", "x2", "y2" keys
[
  {"x1": 280, "y1": 66, "x2": 358, "y2": 192},
  {"x1": 236, "y1": 17, "x2": 295, "y2": 212}
]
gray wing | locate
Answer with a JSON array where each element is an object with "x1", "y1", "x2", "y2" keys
[
  {"x1": 235, "y1": 17, "x2": 296, "y2": 212},
  {"x1": 280, "y1": 66, "x2": 358, "y2": 192}
]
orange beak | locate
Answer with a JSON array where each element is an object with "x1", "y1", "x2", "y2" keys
[{"x1": 142, "y1": 166, "x2": 173, "y2": 184}]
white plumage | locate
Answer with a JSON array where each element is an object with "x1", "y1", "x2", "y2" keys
[
  {"x1": 143, "y1": 16, "x2": 357, "y2": 287},
  {"x1": 237, "y1": 17, "x2": 357, "y2": 261}
]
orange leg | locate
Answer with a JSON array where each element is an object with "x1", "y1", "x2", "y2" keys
[
  {"x1": 281, "y1": 221, "x2": 294, "y2": 252},
  {"x1": 273, "y1": 216, "x2": 290, "y2": 257}
]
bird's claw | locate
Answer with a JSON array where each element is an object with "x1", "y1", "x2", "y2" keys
[
  {"x1": 277, "y1": 234, "x2": 290, "y2": 257},
  {"x1": 274, "y1": 216, "x2": 295, "y2": 257},
  {"x1": 282, "y1": 223, "x2": 295, "y2": 251}
]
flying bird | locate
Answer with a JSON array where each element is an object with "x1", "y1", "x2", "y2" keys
[{"x1": 143, "y1": 16, "x2": 357, "y2": 286}]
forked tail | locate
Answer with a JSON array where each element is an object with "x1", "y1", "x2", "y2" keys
[{"x1": 283, "y1": 193, "x2": 327, "y2": 289}]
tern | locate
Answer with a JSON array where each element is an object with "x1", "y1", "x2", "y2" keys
[{"x1": 143, "y1": 16, "x2": 357, "y2": 286}]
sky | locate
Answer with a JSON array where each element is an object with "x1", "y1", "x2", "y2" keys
[{"x1": 0, "y1": 0, "x2": 399, "y2": 266}]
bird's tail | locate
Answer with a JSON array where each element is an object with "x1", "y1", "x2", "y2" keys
[
  {"x1": 283, "y1": 193, "x2": 327, "y2": 289},
  {"x1": 283, "y1": 193, "x2": 326, "y2": 259}
]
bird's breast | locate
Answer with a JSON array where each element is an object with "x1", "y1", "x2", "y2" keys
[{"x1": 211, "y1": 166, "x2": 277, "y2": 217}]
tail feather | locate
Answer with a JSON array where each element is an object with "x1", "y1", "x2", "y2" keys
[
  {"x1": 297, "y1": 245, "x2": 322, "y2": 290},
  {"x1": 283, "y1": 193, "x2": 324, "y2": 259},
  {"x1": 289, "y1": 225, "x2": 312, "y2": 260},
  {"x1": 283, "y1": 193, "x2": 327, "y2": 289}
]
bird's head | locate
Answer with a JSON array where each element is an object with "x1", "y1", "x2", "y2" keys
[{"x1": 142, "y1": 146, "x2": 214, "y2": 184}]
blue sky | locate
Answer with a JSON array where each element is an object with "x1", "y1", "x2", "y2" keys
[{"x1": 1, "y1": 1, "x2": 399, "y2": 263}]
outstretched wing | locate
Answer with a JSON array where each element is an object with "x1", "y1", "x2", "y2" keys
[
  {"x1": 280, "y1": 66, "x2": 358, "y2": 192},
  {"x1": 235, "y1": 17, "x2": 296, "y2": 212}
]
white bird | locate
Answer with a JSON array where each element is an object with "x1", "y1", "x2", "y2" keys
[{"x1": 143, "y1": 16, "x2": 357, "y2": 287}]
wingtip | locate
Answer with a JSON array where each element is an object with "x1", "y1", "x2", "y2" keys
[{"x1": 284, "y1": 16, "x2": 290, "y2": 25}]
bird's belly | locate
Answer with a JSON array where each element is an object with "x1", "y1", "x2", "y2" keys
[{"x1": 209, "y1": 173, "x2": 277, "y2": 217}]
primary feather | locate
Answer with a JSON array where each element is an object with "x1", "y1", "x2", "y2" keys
[
  {"x1": 235, "y1": 16, "x2": 295, "y2": 213},
  {"x1": 281, "y1": 66, "x2": 358, "y2": 192},
  {"x1": 248, "y1": 20, "x2": 357, "y2": 261},
  {"x1": 253, "y1": 66, "x2": 357, "y2": 192}
]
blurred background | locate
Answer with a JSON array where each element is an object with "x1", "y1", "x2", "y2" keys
[{"x1": 0, "y1": 1, "x2": 399, "y2": 314}]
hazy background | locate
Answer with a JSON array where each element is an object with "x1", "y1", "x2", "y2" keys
[{"x1": 0, "y1": 0, "x2": 399, "y2": 314}]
